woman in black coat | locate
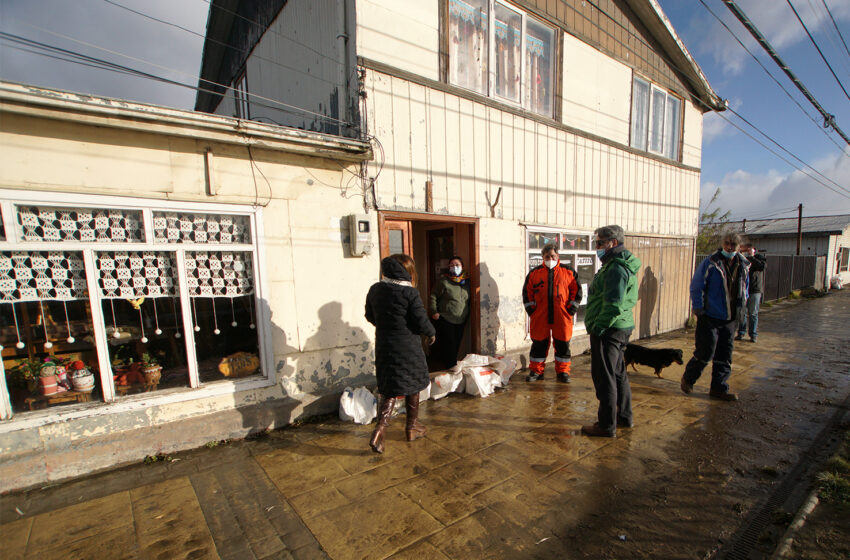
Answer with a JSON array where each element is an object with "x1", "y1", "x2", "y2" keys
[{"x1": 365, "y1": 254, "x2": 436, "y2": 454}]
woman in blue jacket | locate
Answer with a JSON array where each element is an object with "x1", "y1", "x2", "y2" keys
[{"x1": 681, "y1": 232, "x2": 749, "y2": 401}]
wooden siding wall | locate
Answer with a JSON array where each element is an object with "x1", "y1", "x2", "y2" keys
[
  {"x1": 364, "y1": 69, "x2": 701, "y2": 238},
  {"x1": 514, "y1": 0, "x2": 691, "y2": 100},
  {"x1": 627, "y1": 235, "x2": 694, "y2": 338}
]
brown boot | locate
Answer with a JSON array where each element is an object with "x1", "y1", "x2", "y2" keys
[
  {"x1": 405, "y1": 393, "x2": 427, "y2": 442},
  {"x1": 369, "y1": 397, "x2": 395, "y2": 454}
]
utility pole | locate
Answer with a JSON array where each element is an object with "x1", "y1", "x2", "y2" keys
[{"x1": 796, "y1": 204, "x2": 803, "y2": 255}]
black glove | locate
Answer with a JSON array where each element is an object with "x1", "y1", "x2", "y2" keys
[
  {"x1": 525, "y1": 305, "x2": 535, "y2": 317},
  {"x1": 566, "y1": 303, "x2": 578, "y2": 316}
]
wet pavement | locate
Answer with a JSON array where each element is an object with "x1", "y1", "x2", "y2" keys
[{"x1": 1, "y1": 290, "x2": 849, "y2": 559}]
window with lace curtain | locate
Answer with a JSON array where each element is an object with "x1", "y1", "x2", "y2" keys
[{"x1": 630, "y1": 76, "x2": 682, "y2": 161}]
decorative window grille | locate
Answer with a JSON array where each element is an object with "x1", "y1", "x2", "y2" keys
[
  {"x1": 0, "y1": 251, "x2": 88, "y2": 301},
  {"x1": 152, "y1": 212, "x2": 251, "y2": 244},
  {"x1": 16, "y1": 206, "x2": 144, "y2": 243},
  {"x1": 185, "y1": 251, "x2": 254, "y2": 297},
  {"x1": 96, "y1": 251, "x2": 176, "y2": 299}
]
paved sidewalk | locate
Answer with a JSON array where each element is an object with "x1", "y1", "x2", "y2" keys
[{"x1": 2, "y1": 290, "x2": 849, "y2": 559}]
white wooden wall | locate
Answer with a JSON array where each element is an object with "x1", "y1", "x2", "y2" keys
[{"x1": 363, "y1": 68, "x2": 701, "y2": 238}]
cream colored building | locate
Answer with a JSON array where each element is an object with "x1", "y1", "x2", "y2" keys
[{"x1": 0, "y1": 0, "x2": 724, "y2": 491}]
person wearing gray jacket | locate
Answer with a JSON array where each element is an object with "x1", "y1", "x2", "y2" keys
[{"x1": 736, "y1": 242, "x2": 766, "y2": 343}]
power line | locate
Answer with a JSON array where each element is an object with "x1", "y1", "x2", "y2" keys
[
  {"x1": 784, "y1": 0, "x2": 850, "y2": 101},
  {"x1": 806, "y1": 0, "x2": 850, "y2": 80},
  {"x1": 820, "y1": 0, "x2": 850, "y2": 60},
  {"x1": 696, "y1": 0, "x2": 847, "y2": 154},
  {"x1": 100, "y1": 0, "x2": 346, "y2": 93},
  {"x1": 720, "y1": 0, "x2": 850, "y2": 145},
  {"x1": 0, "y1": 31, "x2": 354, "y2": 128},
  {"x1": 726, "y1": 106, "x2": 849, "y2": 194}
]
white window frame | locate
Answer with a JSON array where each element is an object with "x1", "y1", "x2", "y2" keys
[
  {"x1": 630, "y1": 75, "x2": 682, "y2": 161},
  {"x1": 233, "y1": 71, "x2": 249, "y2": 120},
  {"x1": 839, "y1": 247, "x2": 850, "y2": 272},
  {"x1": 0, "y1": 190, "x2": 275, "y2": 424},
  {"x1": 525, "y1": 226, "x2": 598, "y2": 334},
  {"x1": 449, "y1": 0, "x2": 556, "y2": 118}
]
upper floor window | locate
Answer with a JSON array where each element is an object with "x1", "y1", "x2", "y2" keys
[
  {"x1": 839, "y1": 247, "x2": 849, "y2": 272},
  {"x1": 630, "y1": 77, "x2": 681, "y2": 161},
  {"x1": 233, "y1": 72, "x2": 249, "y2": 120},
  {"x1": 448, "y1": 0, "x2": 555, "y2": 117}
]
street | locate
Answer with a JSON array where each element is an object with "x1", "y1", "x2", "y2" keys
[{"x1": 1, "y1": 289, "x2": 849, "y2": 559}]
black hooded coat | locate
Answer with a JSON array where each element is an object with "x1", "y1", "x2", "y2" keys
[{"x1": 365, "y1": 257, "x2": 436, "y2": 397}]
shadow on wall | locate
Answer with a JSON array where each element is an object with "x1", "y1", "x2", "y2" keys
[
  {"x1": 638, "y1": 266, "x2": 658, "y2": 339},
  {"x1": 239, "y1": 299, "x2": 375, "y2": 434},
  {"x1": 479, "y1": 262, "x2": 506, "y2": 359}
]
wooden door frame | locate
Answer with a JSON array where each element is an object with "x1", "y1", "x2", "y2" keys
[{"x1": 378, "y1": 211, "x2": 480, "y2": 353}]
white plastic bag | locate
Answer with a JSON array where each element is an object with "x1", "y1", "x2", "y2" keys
[
  {"x1": 338, "y1": 386, "x2": 377, "y2": 424},
  {"x1": 419, "y1": 382, "x2": 431, "y2": 401},
  {"x1": 493, "y1": 355, "x2": 518, "y2": 385},
  {"x1": 430, "y1": 371, "x2": 464, "y2": 400},
  {"x1": 463, "y1": 365, "x2": 501, "y2": 397},
  {"x1": 830, "y1": 275, "x2": 843, "y2": 290}
]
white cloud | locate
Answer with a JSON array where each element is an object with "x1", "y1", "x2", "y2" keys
[
  {"x1": 694, "y1": 0, "x2": 850, "y2": 76},
  {"x1": 702, "y1": 148, "x2": 850, "y2": 219}
]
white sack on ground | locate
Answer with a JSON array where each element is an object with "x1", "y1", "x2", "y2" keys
[
  {"x1": 456, "y1": 354, "x2": 517, "y2": 398},
  {"x1": 339, "y1": 386, "x2": 377, "y2": 424}
]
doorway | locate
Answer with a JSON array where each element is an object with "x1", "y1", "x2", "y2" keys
[{"x1": 379, "y1": 212, "x2": 478, "y2": 371}]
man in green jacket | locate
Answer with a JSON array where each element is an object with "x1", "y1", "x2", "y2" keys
[{"x1": 582, "y1": 225, "x2": 641, "y2": 438}]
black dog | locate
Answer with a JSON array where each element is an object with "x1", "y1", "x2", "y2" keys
[{"x1": 624, "y1": 344, "x2": 683, "y2": 378}]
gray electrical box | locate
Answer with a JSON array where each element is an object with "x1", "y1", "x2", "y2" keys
[{"x1": 349, "y1": 214, "x2": 373, "y2": 257}]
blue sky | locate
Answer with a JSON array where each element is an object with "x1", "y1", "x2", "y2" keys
[
  {"x1": 657, "y1": 0, "x2": 850, "y2": 221},
  {"x1": 1, "y1": 0, "x2": 848, "y2": 221}
]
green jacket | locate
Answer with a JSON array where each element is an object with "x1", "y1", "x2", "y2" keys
[
  {"x1": 584, "y1": 247, "x2": 641, "y2": 336},
  {"x1": 429, "y1": 276, "x2": 470, "y2": 324}
]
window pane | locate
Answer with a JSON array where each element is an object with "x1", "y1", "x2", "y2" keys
[
  {"x1": 96, "y1": 251, "x2": 190, "y2": 395},
  {"x1": 631, "y1": 79, "x2": 649, "y2": 150},
  {"x1": 494, "y1": 3, "x2": 522, "y2": 103},
  {"x1": 649, "y1": 88, "x2": 666, "y2": 153},
  {"x1": 153, "y1": 212, "x2": 252, "y2": 244},
  {"x1": 17, "y1": 206, "x2": 144, "y2": 243},
  {"x1": 528, "y1": 231, "x2": 558, "y2": 250},
  {"x1": 558, "y1": 253, "x2": 574, "y2": 269},
  {"x1": 185, "y1": 251, "x2": 260, "y2": 384},
  {"x1": 525, "y1": 18, "x2": 554, "y2": 116},
  {"x1": 388, "y1": 230, "x2": 403, "y2": 255},
  {"x1": 562, "y1": 234, "x2": 588, "y2": 251},
  {"x1": 449, "y1": 0, "x2": 489, "y2": 95},
  {"x1": 664, "y1": 95, "x2": 681, "y2": 160},
  {"x1": 1, "y1": 251, "x2": 101, "y2": 413}
]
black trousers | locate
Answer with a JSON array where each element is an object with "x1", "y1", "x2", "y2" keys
[
  {"x1": 589, "y1": 328, "x2": 632, "y2": 435},
  {"x1": 682, "y1": 314, "x2": 736, "y2": 393},
  {"x1": 433, "y1": 317, "x2": 466, "y2": 368}
]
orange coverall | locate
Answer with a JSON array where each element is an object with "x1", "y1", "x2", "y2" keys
[{"x1": 523, "y1": 264, "x2": 582, "y2": 375}]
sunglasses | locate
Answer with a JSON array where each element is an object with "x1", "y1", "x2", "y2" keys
[{"x1": 594, "y1": 238, "x2": 610, "y2": 248}]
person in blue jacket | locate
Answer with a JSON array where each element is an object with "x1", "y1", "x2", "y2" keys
[{"x1": 681, "y1": 231, "x2": 750, "y2": 401}]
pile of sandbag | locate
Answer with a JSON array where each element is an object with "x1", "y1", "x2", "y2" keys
[{"x1": 430, "y1": 353, "x2": 517, "y2": 400}]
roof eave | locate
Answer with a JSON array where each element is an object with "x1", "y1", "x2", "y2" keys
[{"x1": 625, "y1": 0, "x2": 726, "y2": 113}]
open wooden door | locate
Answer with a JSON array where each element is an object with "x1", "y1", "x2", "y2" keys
[{"x1": 380, "y1": 219, "x2": 412, "y2": 258}]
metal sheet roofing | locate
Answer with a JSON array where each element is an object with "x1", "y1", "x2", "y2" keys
[{"x1": 724, "y1": 215, "x2": 850, "y2": 236}]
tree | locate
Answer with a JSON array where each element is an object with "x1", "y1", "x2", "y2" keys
[{"x1": 696, "y1": 187, "x2": 731, "y2": 254}]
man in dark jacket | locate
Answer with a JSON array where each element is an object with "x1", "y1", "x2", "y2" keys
[
  {"x1": 522, "y1": 243, "x2": 582, "y2": 383},
  {"x1": 681, "y1": 232, "x2": 749, "y2": 401},
  {"x1": 735, "y1": 242, "x2": 766, "y2": 343},
  {"x1": 581, "y1": 225, "x2": 641, "y2": 438}
]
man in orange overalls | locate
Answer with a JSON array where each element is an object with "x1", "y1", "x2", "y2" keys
[{"x1": 523, "y1": 243, "x2": 582, "y2": 382}]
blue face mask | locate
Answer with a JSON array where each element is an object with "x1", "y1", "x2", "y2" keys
[
  {"x1": 596, "y1": 249, "x2": 607, "y2": 259},
  {"x1": 721, "y1": 250, "x2": 736, "y2": 259}
]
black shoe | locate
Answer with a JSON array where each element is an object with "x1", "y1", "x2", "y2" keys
[
  {"x1": 617, "y1": 418, "x2": 633, "y2": 428},
  {"x1": 556, "y1": 372, "x2": 571, "y2": 383},
  {"x1": 526, "y1": 372, "x2": 544, "y2": 382},
  {"x1": 680, "y1": 376, "x2": 693, "y2": 394},
  {"x1": 749, "y1": 337, "x2": 757, "y2": 343},
  {"x1": 709, "y1": 390, "x2": 739, "y2": 401},
  {"x1": 581, "y1": 423, "x2": 616, "y2": 438},
  {"x1": 734, "y1": 334, "x2": 744, "y2": 341}
]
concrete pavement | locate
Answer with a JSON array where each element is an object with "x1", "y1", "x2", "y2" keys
[{"x1": 1, "y1": 289, "x2": 849, "y2": 559}]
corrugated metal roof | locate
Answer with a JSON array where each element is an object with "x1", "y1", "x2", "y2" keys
[{"x1": 723, "y1": 214, "x2": 850, "y2": 236}]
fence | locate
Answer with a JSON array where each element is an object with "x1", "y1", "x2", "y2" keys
[{"x1": 694, "y1": 254, "x2": 826, "y2": 302}]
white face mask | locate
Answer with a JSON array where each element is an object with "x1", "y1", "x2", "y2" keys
[
  {"x1": 449, "y1": 266, "x2": 462, "y2": 276},
  {"x1": 544, "y1": 259, "x2": 558, "y2": 269}
]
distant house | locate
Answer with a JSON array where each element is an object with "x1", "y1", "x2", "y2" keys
[{"x1": 727, "y1": 215, "x2": 850, "y2": 286}]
